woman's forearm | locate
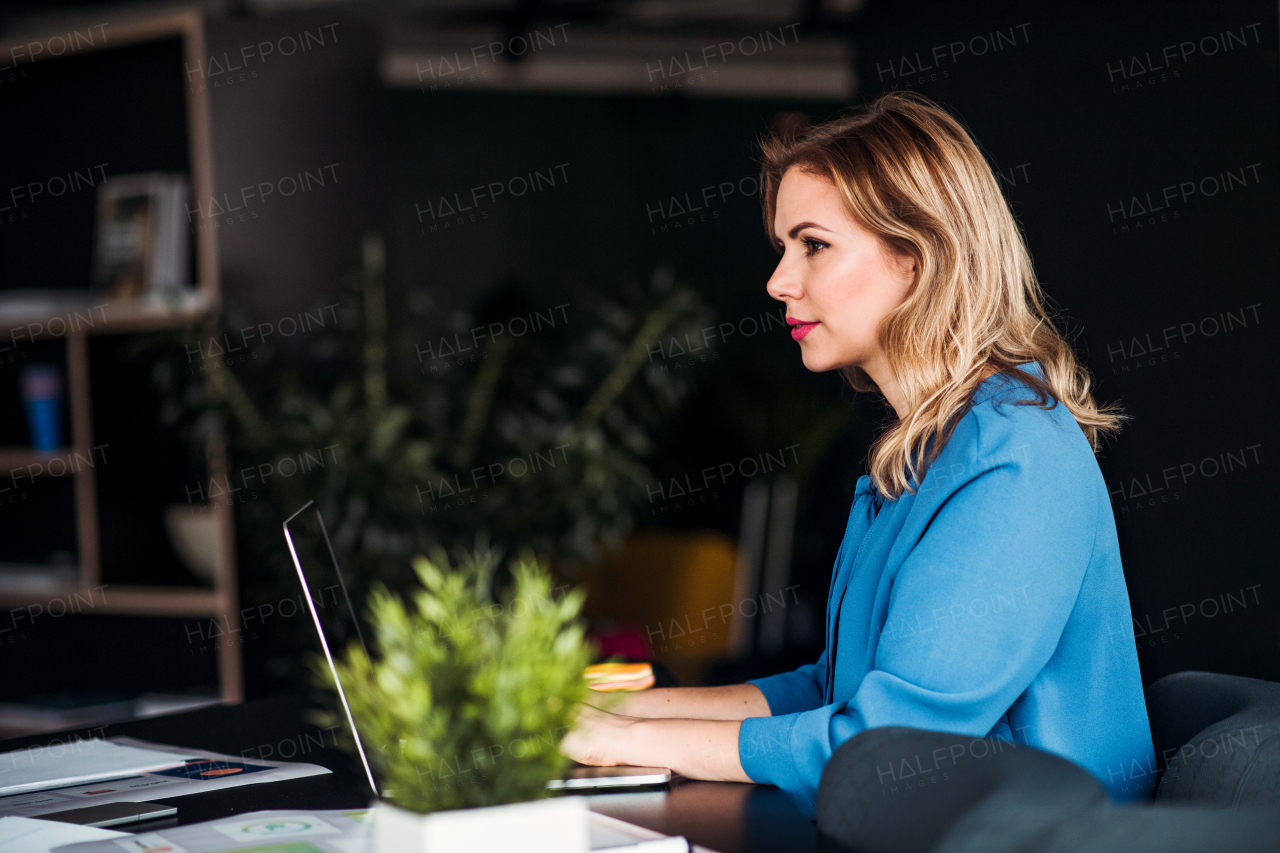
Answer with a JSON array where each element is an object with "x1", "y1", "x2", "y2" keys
[
  {"x1": 619, "y1": 717, "x2": 752, "y2": 782},
  {"x1": 562, "y1": 684, "x2": 766, "y2": 777},
  {"x1": 596, "y1": 683, "x2": 770, "y2": 721}
]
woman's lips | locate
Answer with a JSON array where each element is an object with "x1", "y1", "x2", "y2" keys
[{"x1": 788, "y1": 319, "x2": 819, "y2": 341}]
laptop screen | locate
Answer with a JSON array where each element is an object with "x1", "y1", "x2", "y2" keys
[{"x1": 282, "y1": 500, "x2": 378, "y2": 796}]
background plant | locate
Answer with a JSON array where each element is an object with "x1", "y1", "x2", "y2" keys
[
  {"x1": 316, "y1": 549, "x2": 592, "y2": 813},
  {"x1": 134, "y1": 237, "x2": 709, "y2": 689}
]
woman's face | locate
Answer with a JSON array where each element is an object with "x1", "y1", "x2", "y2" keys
[{"x1": 765, "y1": 168, "x2": 915, "y2": 375}]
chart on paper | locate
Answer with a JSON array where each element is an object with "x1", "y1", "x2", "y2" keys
[{"x1": 57, "y1": 808, "x2": 718, "y2": 853}]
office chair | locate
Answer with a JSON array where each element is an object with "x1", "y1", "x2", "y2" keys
[
  {"x1": 815, "y1": 671, "x2": 1280, "y2": 853},
  {"x1": 1146, "y1": 670, "x2": 1280, "y2": 806}
]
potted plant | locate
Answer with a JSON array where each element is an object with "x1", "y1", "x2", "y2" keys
[{"x1": 318, "y1": 547, "x2": 597, "y2": 852}]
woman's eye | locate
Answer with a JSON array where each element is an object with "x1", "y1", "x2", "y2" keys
[{"x1": 802, "y1": 238, "x2": 829, "y2": 257}]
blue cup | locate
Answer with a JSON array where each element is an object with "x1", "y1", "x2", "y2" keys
[{"x1": 21, "y1": 364, "x2": 65, "y2": 452}]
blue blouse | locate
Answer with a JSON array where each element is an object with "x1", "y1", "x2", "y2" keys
[{"x1": 738, "y1": 363, "x2": 1155, "y2": 816}]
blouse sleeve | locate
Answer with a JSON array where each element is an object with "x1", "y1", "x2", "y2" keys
[
  {"x1": 746, "y1": 648, "x2": 829, "y2": 716},
  {"x1": 737, "y1": 446, "x2": 1095, "y2": 813}
]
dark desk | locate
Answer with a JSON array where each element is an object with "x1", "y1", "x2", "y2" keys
[{"x1": 1, "y1": 697, "x2": 817, "y2": 853}]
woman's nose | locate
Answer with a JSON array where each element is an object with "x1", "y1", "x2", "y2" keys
[{"x1": 766, "y1": 257, "x2": 803, "y2": 302}]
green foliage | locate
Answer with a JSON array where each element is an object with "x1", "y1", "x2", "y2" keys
[
  {"x1": 320, "y1": 549, "x2": 593, "y2": 813},
  {"x1": 140, "y1": 239, "x2": 706, "y2": 601},
  {"x1": 130, "y1": 237, "x2": 709, "y2": 691}
]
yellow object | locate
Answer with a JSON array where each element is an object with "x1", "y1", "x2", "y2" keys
[{"x1": 584, "y1": 662, "x2": 654, "y2": 691}]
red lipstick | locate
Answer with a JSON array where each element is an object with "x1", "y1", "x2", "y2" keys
[{"x1": 787, "y1": 317, "x2": 819, "y2": 341}]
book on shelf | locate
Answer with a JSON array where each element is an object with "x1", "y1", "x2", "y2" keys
[{"x1": 93, "y1": 173, "x2": 191, "y2": 300}]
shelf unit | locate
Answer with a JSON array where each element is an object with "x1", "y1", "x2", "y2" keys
[{"x1": 0, "y1": 12, "x2": 241, "y2": 702}]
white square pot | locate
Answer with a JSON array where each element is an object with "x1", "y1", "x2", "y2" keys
[{"x1": 372, "y1": 795, "x2": 588, "y2": 853}]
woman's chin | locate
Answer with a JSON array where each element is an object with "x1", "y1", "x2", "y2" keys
[{"x1": 800, "y1": 349, "x2": 839, "y2": 373}]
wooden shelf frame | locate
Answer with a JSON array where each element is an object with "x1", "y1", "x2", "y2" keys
[
  {"x1": 0, "y1": 12, "x2": 241, "y2": 703},
  {"x1": 0, "y1": 585, "x2": 221, "y2": 616},
  {"x1": 0, "y1": 11, "x2": 221, "y2": 314},
  {"x1": 0, "y1": 290, "x2": 216, "y2": 340}
]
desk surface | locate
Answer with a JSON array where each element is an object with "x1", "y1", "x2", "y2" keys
[{"x1": 0, "y1": 696, "x2": 817, "y2": 853}]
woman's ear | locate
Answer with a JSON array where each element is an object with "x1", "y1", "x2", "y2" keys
[{"x1": 893, "y1": 252, "x2": 918, "y2": 287}]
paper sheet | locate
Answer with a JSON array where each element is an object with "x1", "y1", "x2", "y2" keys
[
  {"x1": 0, "y1": 741, "x2": 193, "y2": 797},
  {"x1": 56, "y1": 809, "x2": 371, "y2": 853},
  {"x1": 52, "y1": 808, "x2": 711, "y2": 853},
  {"x1": 0, "y1": 815, "x2": 127, "y2": 853},
  {"x1": 0, "y1": 739, "x2": 329, "y2": 820}
]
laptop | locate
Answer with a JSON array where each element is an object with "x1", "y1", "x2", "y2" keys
[{"x1": 281, "y1": 501, "x2": 671, "y2": 795}]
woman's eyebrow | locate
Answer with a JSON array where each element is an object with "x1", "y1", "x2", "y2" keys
[{"x1": 787, "y1": 221, "x2": 832, "y2": 239}]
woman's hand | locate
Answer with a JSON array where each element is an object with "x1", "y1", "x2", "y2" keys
[
  {"x1": 560, "y1": 702, "x2": 637, "y2": 766},
  {"x1": 560, "y1": 700, "x2": 752, "y2": 783}
]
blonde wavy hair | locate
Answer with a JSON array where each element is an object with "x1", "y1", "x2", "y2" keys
[{"x1": 761, "y1": 92, "x2": 1123, "y2": 499}]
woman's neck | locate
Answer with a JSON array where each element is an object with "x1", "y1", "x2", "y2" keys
[
  {"x1": 866, "y1": 359, "x2": 1001, "y2": 421},
  {"x1": 862, "y1": 354, "x2": 908, "y2": 420}
]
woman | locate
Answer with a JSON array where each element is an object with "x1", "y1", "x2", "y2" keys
[{"x1": 562, "y1": 92, "x2": 1155, "y2": 815}]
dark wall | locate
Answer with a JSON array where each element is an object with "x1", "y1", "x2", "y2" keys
[
  {"x1": 853, "y1": 0, "x2": 1279, "y2": 684},
  {"x1": 204, "y1": 12, "x2": 385, "y2": 320},
  {"x1": 387, "y1": 92, "x2": 828, "y2": 311}
]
